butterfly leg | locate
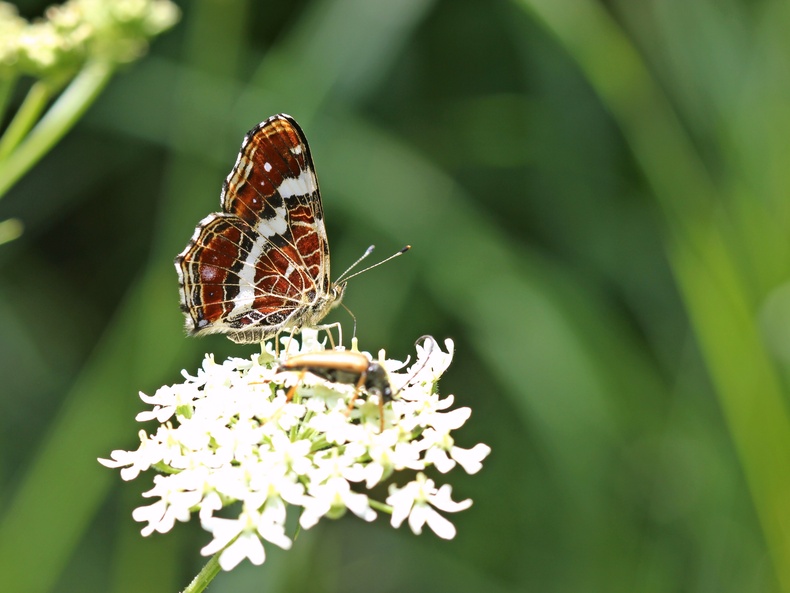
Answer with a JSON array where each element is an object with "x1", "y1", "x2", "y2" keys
[
  {"x1": 315, "y1": 321, "x2": 343, "y2": 350},
  {"x1": 333, "y1": 322, "x2": 343, "y2": 349},
  {"x1": 283, "y1": 327, "x2": 300, "y2": 356},
  {"x1": 273, "y1": 332, "x2": 281, "y2": 358}
]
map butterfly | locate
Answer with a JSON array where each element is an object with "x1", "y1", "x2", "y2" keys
[{"x1": 175, "y1": 114, "x2": 345, "y2": 344}]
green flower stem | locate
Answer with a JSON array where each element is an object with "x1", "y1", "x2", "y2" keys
[
  {"x1": 0, "y1": 76, "x2": 16, "y2": 122},
  {"x1": 0, "y1": 79, "x2": 57, "y2": 161},
  {"x1": 0, "y1": 59, "x2": 115, "y2": 200},
  {"x1": 368, "y1": 498, "x2": 392, "y2": 514},
  {"x1": 151, "y1": 461, "x2": 182, "y2": 475},
  {"x1": 181, "y1": 550, "x2": 222, "y2": 593}
]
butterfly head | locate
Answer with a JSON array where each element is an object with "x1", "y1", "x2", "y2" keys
[
  {"x1": 329, "y1": 280, "x2": 347, "y2": 307},
  {"x1": 330, "y1": 281, "x2": 347, "y2": 306},
  {"x1": 307, "y1": 280, "x2": 346, "y2": 328}
]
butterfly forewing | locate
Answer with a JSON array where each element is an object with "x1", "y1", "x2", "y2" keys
[{"x1": 175, "y1": 114, "x2": 340, "y2": 343}]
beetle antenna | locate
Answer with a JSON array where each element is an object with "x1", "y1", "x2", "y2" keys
[
  {"x1": 393, "y1": 335, "x2": 436, "y2": 396},
  {"x1": 336, "y1": 245, "x2": 410, "y2": 284}
]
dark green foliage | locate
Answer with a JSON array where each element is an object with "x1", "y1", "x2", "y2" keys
[{"x1": 1, "y1": 0, "x2": 788, "y2": 591}]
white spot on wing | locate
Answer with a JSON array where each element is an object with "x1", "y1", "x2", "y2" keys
[
  {"x1": 254, "y1": 206, "x2": 288, "y2": 237},
  {"x1": 278, "y1": 169, "x2": 315, "y2": 199},
  {"x1": 264, "y1": 162, "x2": 272, "y2": 172},
  {"x1": 231, "y1": 236, "x2": 266, "y2": 316}
]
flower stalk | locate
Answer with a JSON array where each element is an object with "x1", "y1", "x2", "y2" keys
[
  {"x1": 182, "y1": 550, "x2": 223, "y2": 593},
  {"x1": 0, "y1": 59, "x2": 114, "y2": 198},
  {"x1": 0, "y1": 79, "x2": 58, "y2": 161}
]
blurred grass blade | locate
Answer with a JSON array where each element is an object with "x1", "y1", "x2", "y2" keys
[
  {"x1": 514, "y1": 0, "x2": 790, "y2": 588},
  {"x1": 244, "y1": 0, "x2": 434, "y2": 122},
  {"x1": 0, "y1": 269, "x2": 185, "y2": 593},
  {"x1": 314, "y1": 111, "x2": 672, "y2": 583},
  {"x1": 0, "y1": 217, "x2": 23, "y2": 245}
]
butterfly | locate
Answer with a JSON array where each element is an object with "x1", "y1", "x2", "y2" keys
[{"x1": 175, "y1": 114, "x2": 344, "y2": 344}]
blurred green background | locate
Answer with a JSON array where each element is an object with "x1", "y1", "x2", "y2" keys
[{"x1": 3, "y1": 0, "x2": 790, "y2": 591}]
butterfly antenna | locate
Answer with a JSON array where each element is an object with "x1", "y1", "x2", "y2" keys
[
  {"x1": 336, "y1": 245, "x2": 411, "y2": 284},
  {"x1": 336, "y1": 245, "x2": 375, "y2": 282}
]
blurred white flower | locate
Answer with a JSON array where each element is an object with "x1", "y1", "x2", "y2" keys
[
  {"x1": 100, "y1": 329, "x2": 490, "y2": 570},
  {"x1": 0, "y1": 0, "x2": 179, "y2": 76}
]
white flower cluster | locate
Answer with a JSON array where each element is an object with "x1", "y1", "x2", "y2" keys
[
  {"x1": 100, "y1": 330, "x2": 490, "y2": 571},
  {"x1": 0, "y1": 0, "x2": 179, "y2": 75}
]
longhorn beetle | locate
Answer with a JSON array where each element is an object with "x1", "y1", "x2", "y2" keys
[{"x1": 276, "y1": 337, "x2": 435, "y2": 431}]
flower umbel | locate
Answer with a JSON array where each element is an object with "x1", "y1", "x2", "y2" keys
[
  {"x1": 1, "y1": 0, "x2": 180, "y2": 77},
  {"x1": 100, "y1": 330, "x2": 490, "y2": 571}
]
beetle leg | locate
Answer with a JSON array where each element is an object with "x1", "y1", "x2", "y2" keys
[
  {"x1": 286, "y1": 369, "x2": 307, "y2": 402},
  {"x1": 345, "y1": 370, "x2": 368, "y2": 416}
]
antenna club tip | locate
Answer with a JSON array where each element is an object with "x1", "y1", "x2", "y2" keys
[{"x1": 400, "y1": 245, "x2": 411, "y2": 254}]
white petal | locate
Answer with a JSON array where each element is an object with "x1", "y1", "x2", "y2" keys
[
  {"x1": 430, "y1": 407, "x2": 470, "y2": 431},
  {"x1": 219, "y1": 532, "x2": 265, "y2": 570},
  {"x1": 424, "y1": 448, "x2": 456, "y2": 474},
  {"x1": 424, "y1": 507, "x2": 457, "y2": 540},
  {"x1": 407, "y1": 503, "x2": 429, "y2": 535},
  {"x1": 200, "y1": 517, "x2": 241, "y2": 555},
  {"x1": 299, "y1": 495, "x2": 331, "y2": 530},
  {"x1": 451, "y1": 443, "x2": 491, "y2": 474},
  {"x1": 257, "y1": 520, "x2": 292, "y2": 550},
  {"x1": 135, "y1": 409, "x2": 160, "y2": 422},
  {"x1": 260, "y1": 496, "x2": 287, "y2": 525},
  {"x1": 344, "y1": 491, "x2": 377, "y2": 522},
  {"x1": 342, "y1": 464, "x2": 367, "y2": 483},
  {"x1": 97, "y1": 451, "x2": 127, "y2": 469},
  {"x1": 363, "y1": 462, "x2": 385, "y2": 489},
  {"x1": 430, "y1": 484, "x2": 473, "y2": 513},
  {"x1": 132, "y1": 500, "x2": 167, "y2": 536},
  {"x1": 198, "y1": 491, "x2": 223, "y2": 523},
  {"x1": 387, "y1": 489, "x2": 414, "y2": 528}
]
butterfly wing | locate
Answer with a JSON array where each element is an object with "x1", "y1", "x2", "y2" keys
[{"x1": 175, "y1": 114, "x2": 334, "y2": 343}]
